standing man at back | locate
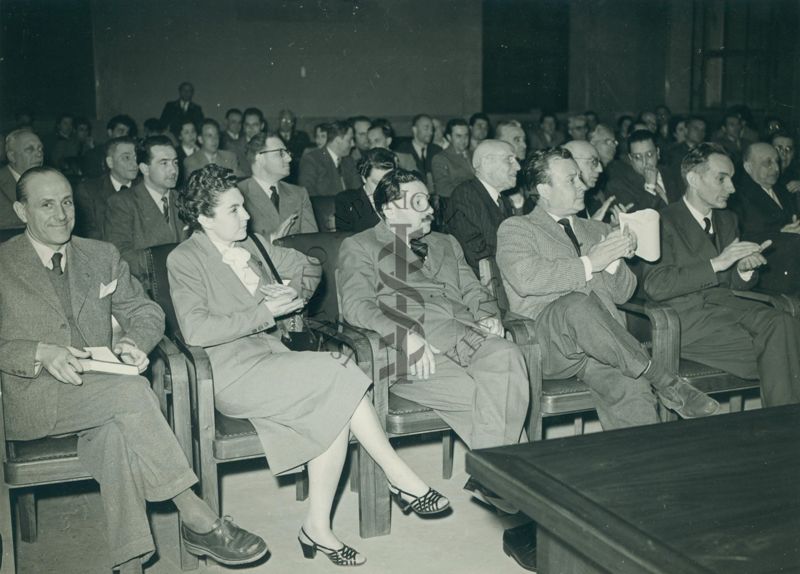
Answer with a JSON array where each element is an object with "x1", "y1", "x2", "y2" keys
[{"x1": 159, "y1": 81, "x2": 204, "y2": 137}]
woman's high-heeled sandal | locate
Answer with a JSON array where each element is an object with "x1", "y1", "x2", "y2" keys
[
  {"x1": 298, "y1": 527, "x2": 366, "y2": 567},
  {"x1": 388, "y1": 485, "x2": 451, "y2": 516}
]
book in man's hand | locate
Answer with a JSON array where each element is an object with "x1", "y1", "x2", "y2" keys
[{"x1": 79, "y1": 346, "x2": 139, "y2": 376}]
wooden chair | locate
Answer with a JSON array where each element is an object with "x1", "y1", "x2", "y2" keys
[
  {"x1": 276, "y1": 233, "x2": 541, "y2": 538},
  {"x1": 478, "y1": 257, "x2": 765, "y2": 437},
  {"x1": 0, "y1": 339, "x2": 187, "y2": 574}
]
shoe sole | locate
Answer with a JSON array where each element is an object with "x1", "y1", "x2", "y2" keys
[
  {"x1": 467, "y1": 489, "x2": 519, "y2": 515},
  {"x1": 503, "y1": 542, "x2": 538, "y2": 573},
  {"x1": 184, "y1": 541, "x2": 269, "y2": 565}
]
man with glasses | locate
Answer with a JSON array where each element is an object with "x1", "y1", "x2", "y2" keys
[
  {"x1": 239, "y1": 132, "x2": 317, "y2": 241},
  {"x1": 605, "y1": 129, "x2": 681, "y2": 213},
  {"x1": 588, "y1": 124, "x2": 618, "y2": 167},
  {"x1": 445, "y1": 140, "x2": 519, "y2": 276}
]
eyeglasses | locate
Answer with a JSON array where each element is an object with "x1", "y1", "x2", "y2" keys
[
  {"x1": 257, "y1": 148, "x2": 292, "y2": 159},
  {"x1": 629, "y1": 150, "x2": 657, "y2": 163},
  {"x1": 573, "y1": 157, "x2": 601, "y2": 168}
]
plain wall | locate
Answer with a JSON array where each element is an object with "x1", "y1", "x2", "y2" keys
[{"x1": 91, "y1": 0, "x2": 483, "y2": 128}]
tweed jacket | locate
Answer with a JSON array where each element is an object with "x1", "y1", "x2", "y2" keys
[
  {"x1": 74, "y1": 173, "x2": 118, "y2": 239},
  {"x1": 444, "y1": 177, "x2": 513, "y2": 276},
  {"x1": 496, "y1": 205, "x2": 637, "y2": 322},
  {"x1": 183, "y1": 149, "x2": 240, "y2": 179},
  {"x1": 0, "y1": 166, "x2": 22, "y2": 230},
  {"x1": 167, "y1": 232, "x2": 321, "y2": 393},
  {"x1": 298, "y1": 146, "x2": 361, "y2": 197},
  {"x1": 104, "y1": 182, "x2": 188, "y2": 288},
  {"x1": 0, "y1": 234, "x2": 164, "y2": 440},
  {"x1": 643, "y1": 200, "x2": 757, "y2": 315},
  {"x1": 239, "y1": 177, "x2": 318, "y2": 238},
  {"x1": 431, "y1": 145, "x2": 474, "y2": 198},
  {"x1": 338, "y1": 222, "x2": 500, "y2": 356}
]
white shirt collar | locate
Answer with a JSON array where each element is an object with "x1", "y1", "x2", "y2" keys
[
  {"x1": 26, "y1": 230, "x2": 67, "y2": 271},
  {"x1": 144, "y1": 182, "x2": 169, "y2": 213},
  {"x1": 545, "y1": 211, "x2": 573, "y2": 225},
  {"x1": 412, "y1": 140, "x2": 426, "y2": 159},
  {"x1": 109, "y1": 173, "x2": 130, "y2": 192},
  {"x1": 252, "y1": 175, "x2": 279, "y2": 196},
  {"x1": 9, "y1": 166, "x2": 22, "y2": 182},
  {"x1": 477, "y1": 176, "x2": 501, "y2": 205},
  {"x1": 326, "y1": 146, "x2": 340, "y2": 166},
  {"x1": 181, "y1": 145, "x2": 196, "y2": 157},
  {"x1": 226, "y1": 131, "x2": 239, "y2": 140},
  {"x1": 682, "y1": 196, "x2": 712, "y2": 230}
]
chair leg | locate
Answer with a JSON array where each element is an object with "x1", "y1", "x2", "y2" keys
[
  {"x1": 349, "y1": 445, "x2": 359, "y2": 493},
  {"x1": 572, "y1": 416, "x2": 584, "y2": 436},
  {"x1": 442, "y1": 431, "x2": 454, "y2": 479},
  {"x1": 295, "y1": 467, "x2": 309, "y2": 501},
  {"x1": 0, "y1": 485, "x2": 16, "y2": 574},
  {"x1": 357, "y1": 444, "x2": 390, "y2": 538},
  {"x1": 729, "y1": 394, "x2": 744, "y2": 413},
  {"x1": 17, "y1": 491, "x2": 36, "y2": 543}
]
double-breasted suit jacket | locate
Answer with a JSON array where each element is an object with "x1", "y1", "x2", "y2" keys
[
  {"x1": 238, "y1": 177, "x2": 318, "y2": 238},
  {"x1": 298, "y1": 147, "x2": 361, "y2": 197},
  {"x1": 167, "y1": 232, "x2": 370, "y2": 474},
  {"x1": 0, "y1": 235, "x2": 164, "y2": 440},
  {"x1": 104, "y1": 182, "x2": 189, "y2": 290},
  {"x1": 337, "y1": 223, "x2": 529, "y2": 448}
]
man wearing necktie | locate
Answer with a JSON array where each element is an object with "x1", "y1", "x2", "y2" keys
[
  {"x1": 497, "y1": 146, "x2": 718, "y2": 428},
  {"x1": 644, "y1": 143, "x2": 800, "y2": 406},
  {"x1": 338, "y1": 168, "x2": 533, "y2": 565},
  {"x1": 431, "y1": 118, "x2": 475, "y2": 199},
  {"x1": 298, "y1": 121, "x2": 361, "y2": 196},
  {"x1": 159, "y1": 81, "x2": 204, "y2": 137},
  {"x1": 444, "y1": 139, "x2": 519, "y2": 276},
  {"x1": 238, "y1": 132, "x2": 317, "y2": 241},
  {"x1": 104, "y1": 136, "x2": 189, "y2": 293},
  {"x1": 1, "y1": 167, "x2": 267, "y2": 572}
]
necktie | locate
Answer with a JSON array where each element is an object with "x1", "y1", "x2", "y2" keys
[
  {"x1": 119, "y1": 184, "x2": 129, "y2": 191},
  {"x1": 269, "y1": 185, "x2": 280, "y2": 212},
  {"x1": 421, "y1": 146, "x2": 427, "y2": 163},
  {"x1": 409, "y1": 238, "x2": 428, "y2": 261},
  {"x1": 51, "y1": 252, "x2": 64, "y2": 275},
  {"x1": 161, "y1": 194, "x2": 170, "y2": 224},
  {"x1": 703, "y1": 217, "x2": 715, "y2": 239},
  {"x1": 557, "y1": 218, "x2": 582, "y2": 255}
]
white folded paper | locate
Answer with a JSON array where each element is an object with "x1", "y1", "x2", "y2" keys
[{"x1": 619, "y1": 209, "x2": 661, "y2": 262}]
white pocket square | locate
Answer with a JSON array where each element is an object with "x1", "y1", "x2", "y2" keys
[{"x1": 99, "y1": 280, "x2": 118, "y2": 299}]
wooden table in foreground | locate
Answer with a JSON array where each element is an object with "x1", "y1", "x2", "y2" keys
[{"x1": 466, "y1": 405, "x2": 800, "y2": 574}]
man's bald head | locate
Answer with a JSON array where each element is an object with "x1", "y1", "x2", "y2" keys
[
  {"x1": 473, "y1": 139, "x2": 520, "y2": 192},
  {"x1": 743, "y1": 142, "x2": 780, "y2": 189},
  {"x1": 564, "y1": 140, "x2": 603, "y2": 188}
]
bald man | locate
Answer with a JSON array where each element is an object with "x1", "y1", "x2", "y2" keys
[
  {"x1": 1, "y1": 129, "x2": 44, "y2": 229},
  {"x1": 445, "y1": 139, "x2": 521, "y2": 275},
  {"x1": 732, "y1": 142, "x2": 800, "y2": 294}
]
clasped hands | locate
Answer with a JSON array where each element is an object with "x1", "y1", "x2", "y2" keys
[
  {"x1": 35, "y1": 339, "x2": 148, "y2": 386},
  {"x1": 259, "y1": 283, "x2": 306, "y2": 318},
  {"x1": 587, "y1": 226, "x2": 638, "y2": 272},
  {"x1": 711, "y1": 238, "x2": 772, "y2": 273}
]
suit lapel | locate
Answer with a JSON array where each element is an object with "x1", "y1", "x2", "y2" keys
[
  {"x1": 673, "y1": 201, "x2": 719, "y2": 259},
  {"x1": 277, "y1": 181, "x2": 299, "y2": 217},
  {"x1": 15, "y1": 236, "x2": 67, "y2": 318},
  {"x1": 531, "y1": 206, "x2": 580, "y2": 253},
  {"x1": 67, "y1": 241, "x2": 97, "y2": 320},
  {"x1": 0, "y1": 168, "x2": 16, "y2": 204}
]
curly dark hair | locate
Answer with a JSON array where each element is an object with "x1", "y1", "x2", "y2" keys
[
  {"x1": 373, "y1": 168, "x2": 424, "y2": 217},
  {"x1": 177, "y1": 164, "x2": 239, "y2": 232},
  {"x1": 357, "y1": 147, "x2": 398, "y2": 179}
]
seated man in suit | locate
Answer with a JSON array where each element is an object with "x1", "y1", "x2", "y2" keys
[
  {"x1": 220, "y1": 108, "x2": 243, "y2": 151},
  {"x1": 1, "y1": 167, "x2": 266, "y2": 572},
  {"x1": 643, "y1": 143, "x2": 800, "y2": 406},
  {"x1": 1, "y1": 129, "x2": 44, "y2": 229},
  {"x1": 497, "y1": 147, "x2": 718, "y2": 428},
  {"x1": 335, "y1": 147, "x2": 397, "y2": 233},
  {"x1": 234, "y1": 107, "x2": 266, "y2": 178},
  {"x1": 711, "y1": 110, "x2": 748, "y2": 166},
  {"x1": 74, "y1": 136, "x2": 138, "y2": 239},
  {"x1": 183, "y1": 119, "x2": 240, "y2": 179},
  {"x1": 366, "y1": 119, "x2": 417, "y2": 171},
  {"x1": 567, "y1": 114, "x2": 589, "y2": 142},
  {"x1": 529, "y1": 112, "x2": 565, "y2": 152},
  {"x1": 445, "y1": 139, "x2": 519, "y2": 276},
  {"x1": 299, "y1": 121, "x2": 361, "y2": 196},
  {"x1": 731, "y1": 142, "x2": 800, "y2": 295},
  {"x1": 81, "y1": 114, "x2": 138, "y2": 179},
  {"x1": 159, "y1": 81, "x2": 204, "y2": 137},
  {"x1": 393, "y1": 114, "x2": 442, "y2": 178},
  {"x1": 239, "y1": 132, "x2": 317, "y2": 240},
  {"x1": 431, "y1": 118, "x2": 474, "y2": 198},
  {"x1": 468, "y1": 112, "x2": 491, "y2": 153},
  {"x1": 104, "y1": 136, "x2": 188, "y2": 292},
  {"x1": 338, "y1": 169, "x2": 535, "y2": 568},
  {"x1": 496, "y1": 119, "x2": 532, "y2": 213},
  {"x1": 277, "y1": 109, "x2": 311, "y2": 183},
  {"x1": 605, "y1": 129, "x2": 681, "y2": 213},
  {"x1": 588, "y1": 124, "x2": 618, "y2": 168},
  {"x1": 772, "y1": 131, "x2": 800, "y2": 196},
  {"x1": 348, "y1": 115, "x2": 371, "y2": 164}
]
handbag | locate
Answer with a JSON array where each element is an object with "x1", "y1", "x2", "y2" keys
[{"x1": 249, "y1": 233, "x2": 323, "y2": 352}]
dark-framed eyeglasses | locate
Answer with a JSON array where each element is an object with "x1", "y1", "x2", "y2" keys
[{"x1": 257, "y1": 148, "x2": 292, "y2": 159}]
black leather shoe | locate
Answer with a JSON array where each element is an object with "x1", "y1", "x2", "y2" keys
[
  {"x1": 182, "y1": 515, "x2": 268, "y2": 565},
  {"x1": 503, "y1": 521, "x2": 538, "y2": 572},
  {"x1": 657, "y1": 377, "x2": 719, "y2": 418},
  {"x1": 464, "y1": 477, "x2": 519, "y2": 514}
]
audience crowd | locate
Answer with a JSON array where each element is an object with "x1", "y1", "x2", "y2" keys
[{"x1": 2, "y1": 81, "x2": 800, "y2": 573}]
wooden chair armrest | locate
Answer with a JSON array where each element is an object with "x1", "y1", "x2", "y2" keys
[
  {"x1": 618, "y1": 300, "x2": 681, "y2": 372},
  {"x1": 152, "y1": 337, "x2": 192, "y2": 462},
  {"x1": 173, "y1": 339, "x2": 217, "y2": 454}
]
